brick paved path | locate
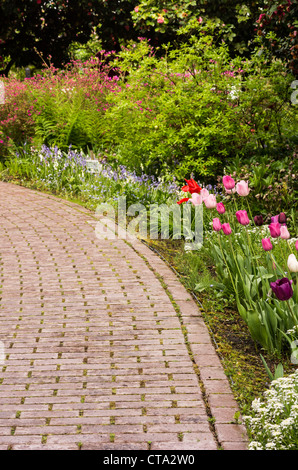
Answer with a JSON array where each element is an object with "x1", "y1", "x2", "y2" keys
[{"x1": 0, "y1": 182, "x2": 248, "y2": 450}]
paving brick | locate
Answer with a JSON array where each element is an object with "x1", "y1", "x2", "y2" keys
[{"x1": 0, "y1": 182, "x2": 249, "y2": 450}]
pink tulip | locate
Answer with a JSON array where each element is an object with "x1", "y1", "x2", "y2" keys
[
  {"x1": 204, "y1": 194, "x2": 217, "y2": 209},
  {"x1": 222, "y1": 223, "x2": 232, "y2": 235},
  {"x1": 200, "y1": 188, "x2": 209, "y2": 200},
  {"x1": 262, "y1": 238, "x2": 273, "y2": 251},
  {"x1": 280, "y1": 226, "x2": 290, "y2": 239},
  {"x1": 222, "y1": 175, "x2": 235, "y2": 190},
  {"x1": 225, "y1": 187, "x2": 236, "y2": 194},
  {"x1": 216, "y1": 202, "x2": 225, "y2": 214},
  {"x1": 296, "y1": 240, "x2": 298, "y2": 251},
  {"x1": 213, "y1": 218, "x2": 222, "y2": 232},
  {"x1": 236, "y1": 180, "x2": 250, "y2": 196},
  {"x1": 268, "y1": 223, "x2": 281, "y2": 238},
  {"x1": 190, "y1": 193, "x2": 202, "y2": 206},
  {"x1": 236, "y1": 210, "x2": 250, "y2": 226}
]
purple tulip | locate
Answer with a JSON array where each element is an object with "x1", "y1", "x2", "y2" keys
[
  {"x1": 278, "y1": 212, "x2": 287, "y2": 224},
  {"x1": 254, "y1": 215, "x2": 264, "y2": 226},
  {"x1": 268, "y1": 223, "x2": 281, "y2": 238},
  {"x1": 270, "y1": 278, "x2": 294, "y2": 301}
]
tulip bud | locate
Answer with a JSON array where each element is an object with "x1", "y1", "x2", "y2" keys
[
  {"x1": 287, "y1": 254, "x2": 298, "y2": 273},
  {"x1": 270, "y1": 278, "x2": 293, "y2": 301},
  {"x1": 236, "y1": 210, "x2": 250, "y2": 226},
  {"x1": 190, "y1": 193, "x2": 203, "y2": 206},
  {"x1": 213, "y1": 218, "x2": 222, "y2": 232},
  {"x1": 200, "y1": 188, "x2": 209, "y2": 200},
  {"x1": 262, "y1": 238, "x2": 273, "y2": 251},
  {"x1": 236, "y1": 180, "x2": 250, "y2": 196},
  {"x1": 216, "y1": 202, "x2": 225, "y2": 214},
  {"x1": 268, "y1": 223, "x2": 281, "y2": 238},
  {"x1": 222, "y1": 175, "x2": 235, "y2": 190},
  {"x1": 204, "y1": 194, "x2": 217, "y2": 209},
  {"x1": 254, "y1": 215, "x2": 264, "y2": 226},
  {"x1": 280, "y1": 226, "x2": 290, "y2": 239},
  {"x1": 278, "y1": 212, "x2": 287, "y2": 224},
  {"x1": 222, "y1": 223, "x2": 232, "y2": 235}
]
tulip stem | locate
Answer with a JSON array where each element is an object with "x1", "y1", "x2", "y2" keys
[
  {"x1": 217, "y1": 233, "x2": 238, "y2": 296},
  {"x1": 228, "y1": 236, "x2": 246, "y2": 289},
  {"x1": 286, "y1": 300, "x2": 297, "y2": 325}
]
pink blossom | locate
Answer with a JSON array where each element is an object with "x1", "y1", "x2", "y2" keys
[
  {"x1": 222, "y1": 175, "x2": 235, "y2": 190},
  {"x1": 268, "y1": 223, "x2": 281, "y2": 238},
  {"x1": 236, "y1": 180, "x2": 250, "y2": 196},
  {"x1": 236, "y1": 210, "x2": 250, "y2": 226},
  {"x1": 262, "y1": 238, "x2": 273, "y2": 251},
  {"x1": 213, "y1": 218, "x2": 222, "y2": 232},
  {"x1": 189, "y1": 193, "x2": 202, "y2": 206},
  {"x1": 222, "y1": 223, "x2": 232, "y2": 235},
  {"x1": 204, "y1": 194, "x2": 217, "y2": 209},
  {"x1": 200, "y1": 188, "x2": 209, "y2": 200},
  {"x1": 280, "y1": 226, "x2": 290, "y2": 240},
  {"x1": 216, "y1": 202, "x2": 225, "y2": 214}
]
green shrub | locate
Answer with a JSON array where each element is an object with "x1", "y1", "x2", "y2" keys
[{"x1": 101, "y1": 37, "x2": 296, "y2": 182}]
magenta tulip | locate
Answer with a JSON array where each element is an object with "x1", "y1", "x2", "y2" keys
[
  {"x1": 268, "y1": 223, "x2": 281, "y2": 238},
  {"x1": 262, "y1": 238, "x2": 273, "y2": 251},
  {"x1": 213, "y1": 218, "x2": 222, "y2": 232},
  {"x1": 296, "y1": 240, "x2": 298, "y2": 251},
  {"x1": 216, "y1": 202, "x2": 225, "y2": 214},
  {"x1": 222, "y1": 223, "x2": 232, "y2": 235},
  {"x1": 222, "y1": 175, "x2": 235, "y2": 190},
  {"x1": 236, "y1": 210, "x2": 250, "y2": 226},
  {"x1": 236, "y1": 180, "x2": 250, "y2": 196}
]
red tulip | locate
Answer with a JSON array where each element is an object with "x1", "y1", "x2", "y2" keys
[
  {"x1": 177, "y1": 197, "x2": 190, "y2": 205},
  {"x1": 181, "y1": 178, "x2": 202, "y2": 194}
]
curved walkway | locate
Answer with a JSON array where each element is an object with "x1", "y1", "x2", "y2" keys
[{"x1": 0, "y1": 182, "x2": 248, "y2": 450}]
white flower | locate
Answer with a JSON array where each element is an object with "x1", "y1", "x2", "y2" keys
[{"x1": 287, "y1": 253, "x2": 298, "y2": 273}]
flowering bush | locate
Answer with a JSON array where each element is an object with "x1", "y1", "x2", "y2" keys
[
  {"x1": 0, "y1": 55, "x2": 119, "y2": 159},
  {"x1": 243, "y1": 369, "x2": 298, "y2": 450},
  {"x1": 102, "y1": 36, "x2": 295, "y2": 180}
]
